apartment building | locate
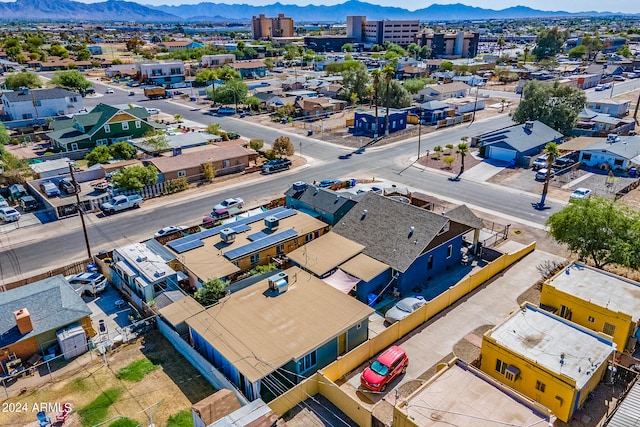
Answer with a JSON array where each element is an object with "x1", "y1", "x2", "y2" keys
[
  {"x1": 414, "y1": 31, "x2": 480, "y2": 58},
  {"x1": 347, "y1": 16, "x2": 419, "y2": 47},
  {"x1": 251, "y1": 14, "x2": 294, "y2": 39}
]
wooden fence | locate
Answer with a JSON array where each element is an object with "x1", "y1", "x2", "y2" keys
[{"x1": 0, "y1": 259, "x2": 92, "y2": 292}]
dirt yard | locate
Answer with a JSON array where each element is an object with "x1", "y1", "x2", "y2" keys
[{"x1": 3, "y1": 330, "x2": 215, "y2": 427}]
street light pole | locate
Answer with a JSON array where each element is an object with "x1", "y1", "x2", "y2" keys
[{"x1": 417, "y1": 117, "x2": 422, "y2": 160}]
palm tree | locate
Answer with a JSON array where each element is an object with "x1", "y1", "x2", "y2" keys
[
  {"x1": 523, "y1": 44, "x2": 530, "y2": 64},
  {"x1": 456, "y1": 137, "x2": 470, "y2": 178},
  {"x1": 383, "y1": 65, "x2": 395, "y2": 137},
  {"x1": 371, "y1": 69, "x2": 381, "y2": 139},
  {"x1": 538, "y1": 142, "x2": 560, "y2": 208}
]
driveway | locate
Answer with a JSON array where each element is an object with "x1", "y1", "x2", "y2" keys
[
  {"x1": 84, "y1": 283, "x2": 139, "y2": 346},
  {"x1": 341, "y1": 242, "x2": 566, "y2": 410}
]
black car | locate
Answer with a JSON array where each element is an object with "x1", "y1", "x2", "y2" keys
[
  {"x1": 58, "y1": 178, "x2": 80, "y2": 195},
  {"x1": 262, "y1": 158, "x2": 292, "y2": 174}
]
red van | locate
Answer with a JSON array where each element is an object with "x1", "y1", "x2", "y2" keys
[{"x1": 360, "y1": 345, "x2": 408, "y2": 392}]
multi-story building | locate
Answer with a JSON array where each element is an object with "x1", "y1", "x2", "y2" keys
[
  {"x1": 251, "y1": 14, "x2": 294, "y2": 40},
  {"x1": 347, "y1": 16, "x2": 419, "y2": 47},
  {"x1": 1, "y1": 87, "x2": 83, "y2": 121},
  {"x1": 414, "y1": 31, "x2": 480, "y2": 58},
  {"x1": 136, "y1": 61, "x2": 185, "y2": 87},
  {"x1": 201, "y1": 54, "x2": 236, "y2": 68}
]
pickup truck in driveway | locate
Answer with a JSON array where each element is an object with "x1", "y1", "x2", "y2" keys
[{"x1": 100, "y1": 195, "x2": 143, "y2": 214}]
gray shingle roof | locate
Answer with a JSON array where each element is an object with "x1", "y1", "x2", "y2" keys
[
  {"x1": 0, "y1": 275, "x2": 92, "y2": 347},
  {"x1": 331, "y1": 193, "x2": 449, "y2": 272},
  {"x1": 581, "y1": 135, "x2": 640, "y2": 160},
  {"x1": 2, "y1": 88, "x2": 79, "y2": 102},
  {"x1": 478, "y1": 120, "x2": 563, "y2": 152},
  {"x1": 445, "y1": 205, "x2": 485, "y2": 230},
  {"x1": 285, "y1": 185, "x2": 358, "y2": 215}
]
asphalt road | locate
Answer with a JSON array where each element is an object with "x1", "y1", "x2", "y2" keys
[{"x1": 5, "y1": 74, "x2": 620, "y2": 283}]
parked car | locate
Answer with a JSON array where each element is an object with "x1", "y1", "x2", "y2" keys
[
  {"x1": 146, "y1": 107, "x2": 160, "y2": 115},
  {"x1": 128, "y1": 91, "x2": 135, "y2": 96},
  {"x1": 569, "y1": 188, "x2": 592, "y2": 200},
  {"x1": 535, "y1": 168, "x2": 555, "y2": 181},
  {"x1": 614, "y1": 75, "x2": 626, "y2": 81},
  {"x1": 93, "y1": 181, "x2": 111, "y2": 192},
  {"x1": 318, "y1": 179, "x2": 341, "y2": 188},
  {"x1": 384, "y1": 297, "x2": 427, "y2": 324},
  {"x1": 531, "y1": 154, "x2": 549, "y2": 171},
  {"x1": 65, "y1": 272, "x2": 107, "y2": 296},
  {"x1": 58, "y1": 178, "x2": 80, "y2": 195},
  {"x1": 552, "y1": 157, "x2": 574, "y2": 169},
  {"x1": 360, "y1": 345, "x2": 409, "y2": 392},
  {"x1": 105, "y1": 88, "x2": 114, "y2": 94},
  {"x1": 213, "y1": 197, "x2": 244, "y2": 211},
  {"x1": 100, "y1": 195, "x2": 143, "y2": 214},
  {"x1": 594, "y1": 85, "x2": 606, "y2": 91},
  {"x1": 19, "y1": 196, "x2": 38, "y2": 211},
  {"x1": 0, "y1": 196, "x2": 9, "y2": 208},
  {"x1": 154, "y1": 225, "x2": 187, "y2": 238},
  {"x1": 262, "y1": 158, "x2": 292, "y2": 174},
  {"x1": 40, "y1": 181, "x2": 61, "y2": 197},
  {"x1": 0, "y1": 207, "x2": 20, "y2": 222}
]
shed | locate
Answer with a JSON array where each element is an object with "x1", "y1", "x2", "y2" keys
[{"x1": 56, "y1": 324, "x2": 88, "y2": 360}]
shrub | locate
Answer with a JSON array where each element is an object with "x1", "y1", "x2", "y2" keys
[
  {"x1": 443, "y1": 156, "x2": 455, "y2": 168},
  {"x1": 164, "y1": 177, "x2": 189, "y2": 194},
  {"x1": 249, "y1": 138, "x2": 264, "y2": 151}
]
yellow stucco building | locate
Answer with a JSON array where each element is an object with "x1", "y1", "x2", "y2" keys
[
  {"x1": 480, "y1": 303, "x2": 615, "y2": 422},
  {"x1": 541, "y1": 263, "x2": 640, "y2": 353}
]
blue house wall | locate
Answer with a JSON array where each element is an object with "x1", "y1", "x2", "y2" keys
[
  {"x1": 346, "y1": 319, "x2": 369, "y2": 350},
  {"x1": 396, "y1": 236, "x2": 463, "y2": 296},
  {"x1": 356, "y1": 269, "x2": 392, "y2": 304},
  {"x1": 351, "y1": 111, "x2": 408, "y2": 137}
]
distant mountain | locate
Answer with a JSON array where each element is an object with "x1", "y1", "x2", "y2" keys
[
  {"x1": 149, "y1": 0, "x2": 632, "y2": 22},
  {"x1": 0, "y1": 0, "x2": 179, "y2": 22}
]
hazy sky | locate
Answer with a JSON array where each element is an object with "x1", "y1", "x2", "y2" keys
[{"x1": 51, "y1": 0, "x2": 638, "y2": 13}]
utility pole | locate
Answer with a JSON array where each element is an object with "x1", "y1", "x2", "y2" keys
[
  {"x1": 417, "y1": 117, "x2": 422, "y2": 160},
  {"x1": 69, "y1": 163, "x2": 92, "y2": 260}
]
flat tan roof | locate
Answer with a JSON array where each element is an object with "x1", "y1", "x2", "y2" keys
[
  {"x1": 158, "y1": 296, "x2": 203, "y2": 328},
  {"x1": 339, "y1": 253, "x2": 389, "y2": 282},
  {"x1": 177, "y1": 211, "x2": 327, "y2": 281},
  {"x1": 286, "y1": 232, "x2": 364, "y2": 276},
  {"x1": 402, "y1": 362, "x2": 552, "y2": 426},
  {"x1": 186, "y1": 266, "x2": 374, "y2": 383},
  {"x1": 559, "y1": 136, "x2": 601, "y2": 151}
]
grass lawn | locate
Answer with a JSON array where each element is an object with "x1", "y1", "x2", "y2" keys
[
  {"x1": 109, "y1": 417, "x2": 139, "y2": 427},
  {"x1": 115, "y1": 358, "x2": 159, "y2": 382},
  {"x1": 167, "y1": 409, "x2": 194, "y2": 427},
  {"x1": 77, "y1": 387, "x2": 124, "y2": 427}
]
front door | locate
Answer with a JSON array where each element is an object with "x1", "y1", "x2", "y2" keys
[
  {"x1": 338, "y1": 332, "x2": 346, "y2": 355},
  {"x1": 71, "y1": 143, "x2": 79, "y2": 151}
]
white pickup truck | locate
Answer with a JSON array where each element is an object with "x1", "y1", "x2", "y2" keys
[{"x1": 100, "y1": 195, "x2": 143, "y2": 214}]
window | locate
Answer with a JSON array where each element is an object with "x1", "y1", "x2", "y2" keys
[
  {"x1": 495, "y1": 359, "x2": 507, "y2": 375},
  {"x1": 22, "y1": 113, "x2": 33, "y2": 119},
  {"x1": 603, "y1": 322, "x2": 616, "y2": 336},
  {"x1": 299, "y1": 350, "x2": 317, "y2": 373},
  {"x1": 446, "y1": 244, "x2": 453, "y2": 259},
  {"x1": 35, "y1": 100, "x2": 42, "y2": 106},
  {"x1": 276, "y1": 244, "x2": 284, "y2": 255},
  {"x1": 614, "y1": 158, "x2": 623, "y2": 167},
  {"x1": 122, "y1": 121, "x2": 129, "y2": 130},
  {"x1": 250, "y1": 253, "x2": 259, "y2": 265},
  {"x1": 177, "y1": 170, "x2": 186, "y2": 177},
  {"x1": 104, "y1": 124, "x2": 111, "y2": 133},
  {"x1": 535, "y1": 380, "x2": 546, "y2": 392},
  {"x1": 582, "y1": 153, "x2": 592, "y2": 161},
  {"x1": 135, "y1": 120, "x2": 141, "y2": 128},
  {"x1": 559, "y1": 305, "x2": 572, "y2": 320},
  {"x1": 427, "y1": 255, "x2": 433, "y2": 270},
  {"x1": 305, "y1": 233, "x2": 312, "y2": 243},
  {"x1": 96, "y1": 139, "x2": 108, "y2": 146},
  {"x1": 223, "y1": 159, "x2": 231, "y2": 168},
  {"x1": 587, "y1": 316, "x2": 595, "y2": 323}
]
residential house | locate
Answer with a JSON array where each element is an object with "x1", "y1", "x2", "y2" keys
[
  {"x1": 445, "y1": 96, "x2": 486, "y2": 115},
  {"x1": 473, "y1": 120, "x2": 563, "y2": 165},
  {"x1": 574, "y1": 109, "x2": 635, "y2": 137},
  {"x1": 397, "y1": 64, "x2": 427, "y2": 80},
  {"x1": 284, "y1": 182, "x2": 359, "y2": 225},
  {"x1": 281, "y1": 77, "x2": 306, "y2": 91},
  {"x1": 451, "y1": 74, "x2": 486, "y2": 87},
  {"x1": 395, "y1": 358, "x2": 554, "y2": 427},
  {"x1": 158, "y1": 40, "x2": 205, "y2": 52},
  {"x1": 167, "y1": 207, "x2": 329, "y2": 289},
  {"x1": 106, "y1": 63, "x2": 137, "y2": 78},
  {"x1": 299, "y1": 97, "x2": 346, "y2": 120},
  {"x1": 418, "y1": 100, "x2": 455, "y2": 125},
  {"x1": 417, "y1": 82, "x2": 470, "y2": 102},
  {"x1": 144, "y1": 144, "x2": 256, "y2": 182},
  {"x1": 29, "y1": 157, "x2": 74, "y2": 179},
  {"x1": 186, "y1": 266, "x2": 374, "y2": 401},
  {"x1": 87, "y1": 46, "x2": 102, "y2": 55},
  {"x1": 541, "y1": 263, "x2": 640, "y2": 353},
  {"x1": 351, "y1": 108, "x2": 408, "y2": 137},
  {"x1": 586, "y1": 99, "x2": 630, "y2": 118},
  {"x1": 47, "y1": 103, "x2": 166, "y2": 152},
  {"x1": 231, "y1": 60, "x2": 267, "y2": 79},
  {"x1": 111, "y1": 242, "x2": 181, "y2": 307},
  {"x1": 603, "y1": 379, "x2": 640, "y2": 426},
  {"x1": 1, "y1": 87, "x2": 83, "y2": 121},
  {"x1": 0, "y1": 275, "x2": 93, "y2": 368},
  {"x1": 133, "y1": 131, "x2": 220, "y2": 155},
  {"x1": 480, "y1": 303, "x2": 615, "y2": 423},
  {"x1": 201, "y1": 54, "x2": 235, "y2": 68},
  {"x1": 137, "y1": 61, "x2": 186, "y2": 87},
  {"x1": 318, "y1": 83, "x2": 343, "y2": 98},
  {"x1": 578, "y1": 135, "x2": 640, "y2": 170},
  {"x1": 568, "y1": 74, "x2": 601, "y2": 90},
  {"x1": 330, "y1": 193, "x2": 483, "y2": 298}
]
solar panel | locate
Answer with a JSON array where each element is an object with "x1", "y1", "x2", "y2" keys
[
  {"x1": 247, "y1": 230, "x2": 270, "y2": 241},
  {"x1": 170, "y1": 239, "x2": 205, "y2": 253},
  {"x1": 230, "y1": 224, "x2": 251, "y2": 233},
  {"x1": 271, "y1": 209, "x2": 297, "y2": 220},
  {"x1": 224, "y1": 229, "x2": 298, "y2": 260}
]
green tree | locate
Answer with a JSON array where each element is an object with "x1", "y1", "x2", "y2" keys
[
  {"x1": 49, "y1": 43, "x2": 69, "y2": 58},
  {"x1": 382, "y1": 65, "x2": 395, "y2": 137},
  {"x1": 439, "y1": 60, "x2": 454, "y2": 71},
  {"x1": 249, "y1": 138, "x2": 264, "y2": 151},
  {"x1": 378, "y1": 79, "x2": 412, "y2": 109},
  {"x1": 0, "y1": 149, "x2": 34, "y2": 184},
  {"x1": 442, "y1": 156, "x2": 455, "y2": 169},
  {"x1": 272, "y1": 136, "x2": 294, "y2": 157},
  {"x1": 201, "y1": 162, "x2": 215, "y2": 182},
  {"x1": 340, "y1": 61, "x2": 369, "y2": 103},
  {"x1": 50, "y1": 70, "x2": 92, "y2": 92},
  {"x1": 546, "y1": 197, "x2": 640, "y2": 269},
  {"x1": 109, "y1": 141, "x2": 137, "y2": 160},
  {"x1": 275, "y1": 103, "x2": 295, "y2": 119},
  {"x1": 206, "y1": 123, "x2": 223, "y2": 136},
  {"x1": 403, "y1": 78, "x2": 426, "y2": 94},
  {"x1": 533, "y1": 27, "x2": 565, "y2": 59},
  {"x1": 568, "y1": 45, "x2": 586, "y2": 59},
  {"x1": 4, "y1": 72, "x2": 43, "y2": 90},
  {"x1": 456, "y1": 138, "x2": 470, "y2": 177},
  {"x1": 581, "y1": 35, "x2": 603, "y2": 61},
  {"x1": 0, "y1": 123, "x2": 9, "y2": 145},
  {"x1": 617, "y1": 45, "x2": 632, "y2": 58},
  {"x1": 143, "y1": 131, "x2": 170, "y2": 152},
  {"x1": 212, "y1": 79, "x2": 248, "y2": 111},
  {"x1": 76, "y1": 48, "x2": 91, "y2": 61},
  {"x1": 111, "y1": 165, "x2": 158, "y2": 191},
  {"x1": 195, "y1": 278, "x2": 228, "y2": 306},
  {"x1": 245, "y1": 96, "x2": 260, "y2": 111},
  {"x1": 125, "y1": 37, "x2": 145, "y2": 53},
  {"x1": 85, "y1": 145, "x2": 112, "y2": 166},
  {"x1": 341, "y1": 43, "x2": 354, "y2": 52},
  {"x1": 407, "y1": 43, "x2": 420, "y2": 58},
  {"x1": 538, "y1": 142, "x2": 560, "y2": 207},
  {"x1": 512, "y1": 80, "x2": 586, "y2": 135},
  {"x1": 419, "y1": 45, "x2": 432, "y2": 59}
]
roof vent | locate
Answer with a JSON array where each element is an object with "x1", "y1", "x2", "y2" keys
[
  {"x1": 265, "y1": 216, "x2": 279, "y2": 230},
  {"x1": 524, "y1": 121, "x2": 534, "y2": 130},
  {"x1": 292, "y1": 181, "x2": 307, "y2": 192},
  {"x1": 408, "y1": 226, "x2": 415, "y2": 237},
  {"x1": 137, "y1": 255, "x2": 148, "y2": 262},
  {"x1": 606, "y1": 133, "x2": 620, "y2": 143},
  {"x1": 268, "y1": 272, "x2": 289, "y2": 295},
  {"x1": 154, "y1": 270, "x2": 166, "y2": 278},
  {"x1": 361, "y1": 209, "x2": 367, "y2": 219},
  {"x1": 220, "y1": 228, "x2": 236, "y2": 243}
]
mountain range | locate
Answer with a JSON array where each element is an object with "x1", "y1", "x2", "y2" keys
[{"x1": 0, "y1": 0, "x2": 634, "y2": 23}]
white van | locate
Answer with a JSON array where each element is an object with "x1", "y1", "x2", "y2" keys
[{"x1": 532, "y1": 154, "x2": 549, "y2": 170}]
